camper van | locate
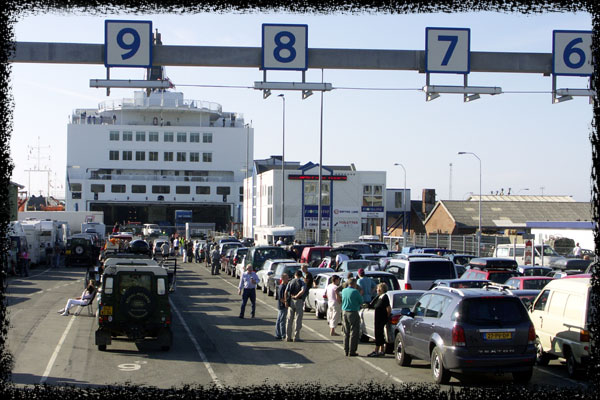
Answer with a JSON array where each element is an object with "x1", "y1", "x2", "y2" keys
[
  {"x1": 253, "y1": 226, "x2": 296, "y2": 246},
  {"x1": 20, "y1": 219, "x2": 43, "y2": 265},
  {"x1": 493, "y1": 243, "x2": 565, "y2": 266},
  {"x1": 82, "y1": 222, "x2": 106, "y2": 241}
]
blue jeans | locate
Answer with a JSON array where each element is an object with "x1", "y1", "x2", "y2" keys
[
  {"x1": 240, "y1": 288, "x2": 256, "y2": 317},
  {"x1": 275, "y1": 308, "x2": 287, "y2": 338}
]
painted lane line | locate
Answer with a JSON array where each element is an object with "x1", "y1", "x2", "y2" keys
[
  {"x1": 40, "y1": 313, "x2": 77, "y2": 384},
  {"x1": 218, "y1": 275, "x2": 404, "y2": 384},
  {"x1": 169, "y1": 299, "x2": 223, "y2": 389}
]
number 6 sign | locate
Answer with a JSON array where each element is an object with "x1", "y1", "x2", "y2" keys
[
  {"x1": 262, "y1": 24, "x2": 308, "y2": 71},
  {"x1": 105, "y1": 20, "x2": 153, "y2": 68},
  {"x1": 426, "y1": 27, "x2": 470, "y2": 74},
  {"x1": 553, "y1": 30, "x2": 593, "y2": 76}
]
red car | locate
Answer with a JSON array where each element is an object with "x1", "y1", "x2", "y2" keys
[{"x1": 504, "y1": 276, "x2": 554, "y2": 290}]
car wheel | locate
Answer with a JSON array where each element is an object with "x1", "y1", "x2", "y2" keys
[
  {"x1": 431, "y1": 347, "x2": 451, "y2": 384},
  {"x1": 394, "y1": 334, "x2": 411, "y2": 366},
  {"x1": 512, "y1": 368, "x2": 533, "y2": 384},
  {"x1": 566, "y1": 349, "x2": 581, "y2": 379},
  {"x1": 534, "y1": 337, "x2": 550, "y2": 366}
]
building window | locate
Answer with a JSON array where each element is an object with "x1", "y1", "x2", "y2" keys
[
  {"x1": 217, "y1": 186, "x2": 230, "y2": 195},
  {"x1": 203, "y1": 132, "x2": 213, "y2": 143},
  {"x1": 149, "y1": 151, "x2": 158, "y2": 161},
  {"x1": 177, "y1": 132, "x2": 187, "y2": 142},
  {"x1": 122, "y1": 151, "x2": 133, "y2": 161},
  {"x1": 190, "y1": 152, "x2": 199, "y2": 162},
  {"x1": 267, "y1": 208, "x2": 273, "y2": 226},
  {"x1": 136, "y1": 131, "x2": 146, "y2": 141},
  {"x1": 267, "y1": 186, "x2": 273, "y2": 205},
  {"x1": 203, "y1": 152, "x2": 212, "y2": 162},
  {"x1": 196, "y1": 186, "x2": 210, "y2": 195},
  {"x1": 304, "y1": 181, "x2": 330, "y2": 205},
  {"x1": 363, "y1": 185, "x2": 383, "y2": 207},
  {"x1": 122, "y1": 131, "x2": 132, "y2": 141},
  {"x1": 176, "y1": 186, "x2": 190, "y2": 194},
  {"x1": 136, "y1": 151, "x2": 145, "y2": 161},
  {"x1": 164, "y1": 152, "x2": 173, "y2": 162},
  {"x1": 109, "y1": 150, "x2": 119, "y2": 160},
  {"x1": 149, "y1": 132, "x2": 159, "y2": 142},
  {"x1": 164, "y1": 132, "x2": 173, "y2": 142},
  {"x1": 152, "y1": 185, "x2": 170, "y2": 194},
  {"x1": 111, "y1": 184, "x2": 126, "y2": 193},
  {"x1": 109, "y1": 131, "x2": 119, "y2": 141},
  {"x1": 190, "y1": 132, "x2": 200, "y2": 143},
  {"x1": 91, "y1": 184, "x2": 105, "y2": 193},
  {"x1": 177, "y1": 152, "x2": 186, "y2": 162},
  {"x1": 132, "y1": 185, "x2": 146, "y2": 193},
  {"x1": 71, "y1": 183, "x2": 82, "y2": 192}
]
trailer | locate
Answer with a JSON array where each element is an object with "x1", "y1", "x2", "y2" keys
[
  {"x1": 18, "y1": 211, "x2": 104, "y2": 234},
  {"x1": 253, "y1": 225, "x2": 296, "y2": 246}
]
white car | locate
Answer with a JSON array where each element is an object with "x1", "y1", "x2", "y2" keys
[
  {"x1": 304, "y1": 271, "x2": 340, "y2": 319},
  {"x1": 257, "y1": 259, "x2": 296, "y2": 294},
  {"x1": 142, "y1": 223, "x2": 162, "y2": 237}
]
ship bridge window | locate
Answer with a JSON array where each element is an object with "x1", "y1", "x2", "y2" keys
[
  {"x1": 122, "y1": 131, "x2": 132, "y2": 141},
  {"x1": 109, "y1": 131, "x2": 119, "y2": 141},
  {"x1": 177, "y1": 132, "x2": 187, "y2": 142},
  {"x1": 71, "y1": 183, "x2": 82, "y2": 192},
  {"x1": 91, "y1": 184, "x2": 105, "y2": 193},
  {"x1": 196, "y1": 186, "x2": 210, "y2": 195},
  {"x1": 111, "y1": 185, "x2": 126, "y2": 193},
  {"x1": 217, "y1": 186, "x2": 231, "y2": 195},
  {"x1": 132, "y1": 185, "x2": 146, "y2": 194},
  {"x1": 72, "y1": 193, "x2": 82, "y2": 199},
  {"x1": 190, "y1": 132, "x2": 200, "y2": 143},
  {"x1": 176, "y1": 186, "x2": 190, "y2": 194}
]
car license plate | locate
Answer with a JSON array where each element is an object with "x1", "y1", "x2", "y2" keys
[
  {"x1": 100, "y1": 306, "x2": 112, "y2": 316},
  {"x1": 66, "y1": 250, "x2": 71, "y2": 255},
  {"x1": 485, "y1": 332, "x2": 512, "y2": 340}
]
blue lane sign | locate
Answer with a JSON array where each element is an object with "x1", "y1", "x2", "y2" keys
[
  {"x1": 553, "y1": 30, "x2": 593, "y2": 76},
  {"x1": 425, "y1": 27, "x2": 471, "y2": 74},
  {"x1": 262, "y1": 23, "x2": 308, "y2": 71},
  {"x1": 105, "y1": 20, "x2": 153, "y2": 68}
]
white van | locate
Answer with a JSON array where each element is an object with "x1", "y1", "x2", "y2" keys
[
  {"x1": 529, "y1": 277, "x2": 592, "y2": 378},
  {"x1": 493, "y1": 243, "x2": 565, "y2": 266},
  {"x1": 253, "y1": 225, "x2": 295, "y2": 246}
]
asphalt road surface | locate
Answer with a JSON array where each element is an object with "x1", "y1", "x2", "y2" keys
[{"x1": 3, "y1": 260, "x2": 590, "y2": 390}]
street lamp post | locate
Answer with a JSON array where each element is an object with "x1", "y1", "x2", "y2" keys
[
  {"x1": 458, "y1": 152, "x2": 482, "y2": 257},
  {"x1": 278, "y1": 94, "x2": 285, "y2": 225},
  {"x1": 393, "y1": 163, "x2": 407, "y2": 236}
]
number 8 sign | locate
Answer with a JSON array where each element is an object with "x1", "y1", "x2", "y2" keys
[
  {"x1": 105, "y1": 20, "x2": 153, "y2": 68},
  {"x1": 553, "y1": 30, "x2": 593, "y2": 76},
  {"x1": 262, "y1": 24, "x2": 308, "y2": 71}
]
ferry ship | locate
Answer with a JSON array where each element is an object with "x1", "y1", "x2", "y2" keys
[{"x1": 65, "y1": 83, "x2": 254, "y2": 233}]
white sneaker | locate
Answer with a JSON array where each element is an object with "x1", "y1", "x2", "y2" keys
[
  {"x1": 61, "y1": 311, "x2": 69, "y2": 316},
  {"x1": 57, "y1": 309, "x2": 65, "y2": 314}
]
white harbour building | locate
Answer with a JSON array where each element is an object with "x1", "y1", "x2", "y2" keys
[{"x1": 66, "y1": 89, "x2": 253, "y2": 232}]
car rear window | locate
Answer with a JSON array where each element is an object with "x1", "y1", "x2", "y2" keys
[
  {"x1": 118, "y1": 273, "x2": 152, "y2": 294},
  {"x1": 523, "y1": 279, "x2": 552, "y2": 290},
  {"x1": 392, "y1": 293, "x2": 423, "y2": 309},
  {"x1": 409, "y1": 261, "x2": 455, "y2": 280},
  {"x1": 460, "y1": 297, "x2": 528, "y2": 325},
  {"x1": 487, "y1": 271, "x2": 520, "y2": 283},
  {"x1": 367, "y1": 275, "x2": 400, "y2": 290}
]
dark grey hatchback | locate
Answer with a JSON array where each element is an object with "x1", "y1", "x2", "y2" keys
[{"x1": 393, "y1": 286, "x2": 536, "y2": 384}]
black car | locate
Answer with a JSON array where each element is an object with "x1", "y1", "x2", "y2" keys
[
  {"x1": 65, "y1": 236, "x2": 97, "y2": 267},
  {"x1": 128, "y1": 239, "x2": 151, "y2": 256},
  {"x1": 393, "y1": 285, "x2": 536, "y2": 384},
  {"x1": 266, "y1": 262, "x2": 303, "y2": 295}
]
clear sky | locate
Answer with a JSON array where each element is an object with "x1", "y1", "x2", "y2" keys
[{"x1": 9, "y1": 10, "x2": 593, "y2": 203}]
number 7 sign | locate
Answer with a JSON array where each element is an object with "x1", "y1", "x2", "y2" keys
[
  {"x1": 426, "y1": 27, "x2": 470, "y2": 74},
  {"x1": 105, "y1": 20, "x2": 153, "y2": 68}
]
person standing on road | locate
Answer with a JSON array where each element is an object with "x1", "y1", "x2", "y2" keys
[
  {"x1": 341, "y1": 277, "x2": 363, "y2": 356},
  {"x1": 357, "y1": 268, "x2": 375, "y2": 304},
  {"x1": 238, "y1": 264, "x2": 259, "y2": 318},
  {"x1": 284, "y1": 270, "x2": 307, "y2": 342},
  {"x1": 275, "y1": 272, "x2": 290, "y2": 339},
  {"x1": 367, "y1": 283, "x2": 391, "y2": 357},
  {"x1": 161, "y1": 241, "x2": 170, "y2": 258},
  {"x1": 301, "y1": 264, "x2": 314, "y2": 290},
  {"x1": 573, "y1": 243, "x2": 582, "y2": 258},
  {"x1": 173, "y1": 237, "x2": 179, "y2": 257},
  {"x1": 326, "y1": 275, "x2": 342, "y2": 336},
  {"x1": 210, "y1": 245, "x2": 221, "y2": 275}
]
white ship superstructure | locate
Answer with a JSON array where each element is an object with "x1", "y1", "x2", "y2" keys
[{"x1": 66, "y1": 89, "x2": 254, "y2": 232}]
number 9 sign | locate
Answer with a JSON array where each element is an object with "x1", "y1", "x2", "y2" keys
[
  {"x1": 553, "y1": 30, "x2": 593, "y2": 76},
  {"x1": 262, "y1": 24, "x2": 308, "y2": 71},
  {"x1": 105, "y1": 20, "x2": 153, "y2": 68}
]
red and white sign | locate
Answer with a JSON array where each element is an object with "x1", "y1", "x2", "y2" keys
[{"x1": 524, "y1": 240, "x2": 533, "y2": 265}]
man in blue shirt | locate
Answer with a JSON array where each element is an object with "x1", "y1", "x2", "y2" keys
[
  {"x1": 357, "y1": 268, "x2": 375, "y2": 304},
  {"x1": 238, "y1": 264, "x2": 259, "y2": 318},
  {"x1": 341, "y1": 278, "x2": 363, "y2": 356}
]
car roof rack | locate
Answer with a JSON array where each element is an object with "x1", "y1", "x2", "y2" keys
[
  {"x1": 482, "y1": 282, "x2": 514, "y2": 295},
  {"x1": 432, "y1": 286, "x2": 465, "y2": 297}
]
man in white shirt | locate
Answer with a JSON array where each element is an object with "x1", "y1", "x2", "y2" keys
[
  {"x1": 238, "y1": 264, "x2": 259, "y2": 318},
  {"x1": 325, "y1": 275, "x2": 342, "y2": 336},
  {"x1": 573, "y1": 243, "x2": 582, "y2": 258}
]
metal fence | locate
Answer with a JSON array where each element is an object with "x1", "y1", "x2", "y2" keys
[{"x1": 382, "y1": 233, "x2": 512, "y2": 257}]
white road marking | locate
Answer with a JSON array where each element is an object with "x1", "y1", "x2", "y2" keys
[
  {"x1": 169, "y1": 299, "x2": 223, "y2": 389},
  {"x1": 40, "y1": 313, "x2": 76, "y2": 383},
  {"x1": 219, "y1": 274, "x2": 404, "y2": 384},
  {"x1": 278, "y1": 362, "x2": 303, "y2": 369},
  {"x1": 118, "y1": 363, "x2": 142, "y2": 371}
]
